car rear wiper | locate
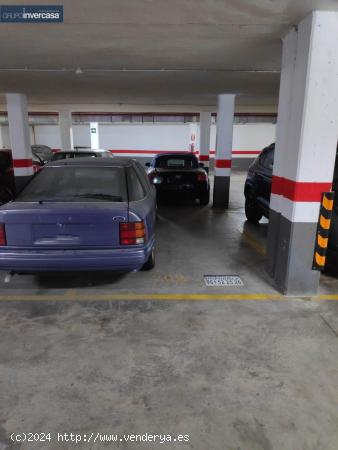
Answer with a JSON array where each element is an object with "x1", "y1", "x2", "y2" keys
[{"x1": 72, "y1": 193, "x2": 123, "y2": 201}]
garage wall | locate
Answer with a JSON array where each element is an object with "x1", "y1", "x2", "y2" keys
[
  {"x1": 99, "y1": 123, "x2": 191, "y2": 151},
  {"x1": 1, "y1": 121, "x2": 276, "y2": 169},
  {"x1": 72, "y1": 124, "x2": 90, "y2": 148},
  {"x1": 34, "y1": 125, "x2": 62, "y2": 149}
]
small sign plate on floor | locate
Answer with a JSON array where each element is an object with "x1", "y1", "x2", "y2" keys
[{"x1": 204, "y1": 275, "x2": 244, "y2": 287}]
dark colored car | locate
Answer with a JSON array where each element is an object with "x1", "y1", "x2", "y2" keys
[
  {"x1": 52, "y1": 149, "x2": 113, "y2": 161},
  {"x1": 244, "y1": 143, "x2": 275, "y2": 223},
  {"x1": 146, "y1": 153, "x2": 210, "y2": 204},
  {"x1": 0, "y1": 150, "x2": 16, "y2": 204},
  {"x1": 0, "y1": 149, "x2": 46, "y2": 205},
  {"x1": 0, "y1": 157, "x2": 156, "y2": 272},
  {"x1": 244, "y1": 143, "x2": 338, "y2": 268}
]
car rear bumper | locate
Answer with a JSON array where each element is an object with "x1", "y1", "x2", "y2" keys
[{"x1": 0, "y1": 239, "x2": 154, "y2": 272}]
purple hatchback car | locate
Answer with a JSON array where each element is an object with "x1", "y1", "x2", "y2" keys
[{"x1": 0, "y1": 158, "x2": 156, "y2": 272}]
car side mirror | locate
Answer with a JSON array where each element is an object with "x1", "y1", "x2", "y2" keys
[
  {"x1": 145, "y1": 162, "x2": 150, "y2": 167},
  {"x1": 198, "y1": 162, "x2": 204, "y2": 167}
]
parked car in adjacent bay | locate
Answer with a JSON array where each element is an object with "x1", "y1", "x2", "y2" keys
[
  {"x1": 244, "y1": 143, "x2": 275, "y2": 223},
  {"x1": 0, "y1": 150, "x2": 16, "y2": 205},
  {"x1": 51, "y1": 149, "x2": 113, "y2": 161},
  {"x1": 146, "y1": 152, "x2": 210, "y2": 204},
  {"x1": 244, "y1": 143, "x2": 338, "y2": 269},
  {"x1": 0, "y1": 157, "x2": 156, "y2": 272},
  {"x1": 0, "y1": 148, "x2": 47, "y2": 205}
]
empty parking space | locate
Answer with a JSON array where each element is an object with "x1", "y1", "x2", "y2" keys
[{"x1": 2, "y1": 292, "x2": 338, "y2": 450}]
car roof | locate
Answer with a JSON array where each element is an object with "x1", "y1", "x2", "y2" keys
[
  {"x1": 154, "y1": 152, "x2": 196, "y2": 158},
  {"x1": 46, "y1": 156, "x2": 133, "y2": 168},
  {"x1": 56, "y1": 149, "x2": 109, "y2": 153}
]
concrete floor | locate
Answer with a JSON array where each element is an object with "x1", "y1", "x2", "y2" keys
[{"x1": 1, "y1": 173, "x2": 338, "y2": 449}]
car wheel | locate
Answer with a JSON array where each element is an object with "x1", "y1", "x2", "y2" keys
[
  {"x1": 142, "y1": 247, "x2": 155, "y2": 270},
  {"x1": 200, "y1": 191, "x2": 210, "y2": 206},
  {"x1": 245, "y1": 192, "x2": 263, "y2": 223}
]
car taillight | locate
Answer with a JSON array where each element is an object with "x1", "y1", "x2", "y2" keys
[
  {"x1": 0, "y1": 224, "x2": 6, "y2": 246},
  {"x1": 120, "y1": 221, "x2": 146, "y2": 245},
  {"x1": 197, "y1": 173, "x2": 208, "y2": 182}
]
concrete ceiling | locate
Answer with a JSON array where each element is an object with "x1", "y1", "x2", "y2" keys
[{"x1": 0, "y1": 0, "x2": 338, "y2": 110}]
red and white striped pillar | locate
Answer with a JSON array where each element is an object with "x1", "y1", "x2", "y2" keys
[
  {"x1": 266, "y1": 11, "x2": 338, "y2": 295},
  {"x1": 199, "y1": 112, "x2": 211, "y2": 171},
  {"x1": 213, "y1": 94, "x2": 235, "y2": 208},
  {"x1": 6, "y1": 93, "x2": 33, "y2": 191}
]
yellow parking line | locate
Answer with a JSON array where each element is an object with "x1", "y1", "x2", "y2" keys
[
  {"x1": 0, "y1": 292, "x2": 295, "y2": 302},
  {"x1": 0, "y1": 292, "x2": 337, "y2": 302},
  {"x1": 314, "y1": 295, "x2": 338, "y2": 301}
]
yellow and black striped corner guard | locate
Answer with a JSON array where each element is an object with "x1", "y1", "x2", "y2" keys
[{"x1": 313, "y1": 191, "x2": 335, "y2": 270}]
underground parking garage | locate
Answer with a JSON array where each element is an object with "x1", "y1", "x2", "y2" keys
[{"x1": 1, "y1": 2, "x2": 338, "y2": 449}]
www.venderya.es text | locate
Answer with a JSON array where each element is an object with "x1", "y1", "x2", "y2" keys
[{"x1": 11, "y1": 432, "x2": 190, "y2": 445}]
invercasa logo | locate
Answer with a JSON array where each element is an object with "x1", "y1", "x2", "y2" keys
[{"x1": 0, "y1": 5, "x2": 63, "y2": 23}]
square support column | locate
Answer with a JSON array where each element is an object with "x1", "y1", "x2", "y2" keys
[
  {"x1": 59, "y1": 110, "x2": 73, "y2": 150},
  {"x1": 213, "y1": 94, "x2": 235, "y2": 208},
  {"x1": 199, "y1": 112, "x2": 211, "y2": 171},
  {"x1": 6, "y1": 93, "x2": 33, "y2": 191},
  {"x1": 266, "y1": 11, "x2": 338, "y2": 295}
]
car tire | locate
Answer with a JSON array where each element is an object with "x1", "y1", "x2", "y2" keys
[
  {"x1": 200, "y1": 191, "x2": 210, "y2": 206},
  {"x1": 142, "y1": 247, "x2": 155, "y2": 270},
  {"x1": 245, "y1": 192, "x2": 263, "y2": 223}
]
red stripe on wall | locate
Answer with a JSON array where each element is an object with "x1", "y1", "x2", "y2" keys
[
  {"x1": 215, "y1": 159, "x2": 232, "y2": 169},
  {"x1": 110, "y1": 149, "x2": 191, "y2": 155},
  {"x1": 199, "y1": 155, "x2": 210, "y2": 161},
  {"x1": 13, "y1": 158, "x2": 33, "y2": 168},
  {"x1": 271, "y1": 176, "x2": 332, "y2": 202},
  {"x1": 108, "y1": 149, "x2": 260, "y2": 156},
  {"x1": 232, "y1": 150, "x2": 261, "y2": 155}
]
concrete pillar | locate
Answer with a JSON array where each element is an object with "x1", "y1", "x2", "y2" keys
[
  {"x1": 6, "y1": 93, "x2": 33, "y2": 190},
  {"x1": 59, "y1": 110, "x2": 73, "y2": 149},
  {"x1": 266, "y1": 11, "x2": 338, "y2": 295},
  {"x1": 90, "y1": 122, "x2": 99, "y2": 149},
  {"x1": 199, "y1": 112, "x2": 211, "y2": 171},
  {"x1": 213, "y1": 94, "x2": 235, "y2": 208}
]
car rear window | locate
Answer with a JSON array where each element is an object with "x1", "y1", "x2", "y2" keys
[
  {"x1": 126, "y1": 167, "x2": 146, "y2": 201},
  {"x1": 155, "y1": 155, "x2": 198, "y2": 169},
  {"x1": 17, "y1": 166, "x2": 127, "y2": 202},
  {"x1": 52, "y1": 152, "x2": 97, "y2": 161}
]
